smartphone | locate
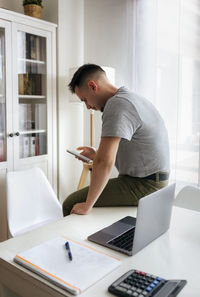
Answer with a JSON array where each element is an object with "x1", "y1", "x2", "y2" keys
[{"x1": 66, "y1": 149, "x2": 92, "y2": 164}]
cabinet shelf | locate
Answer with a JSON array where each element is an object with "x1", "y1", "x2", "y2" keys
[
  {"x1": 18, "y1": 58, "x2": 46, "y2": 65},
  {"x1": 18, "y1": 95, "x2": 46, "y2": 99},
  {"x1": 20, "y1": 130, "x2": 46, "y2": 135}
]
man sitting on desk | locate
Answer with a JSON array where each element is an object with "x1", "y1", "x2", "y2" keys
[{"x1": 63, "y1": 64, "x2": 170, "y2": 216}]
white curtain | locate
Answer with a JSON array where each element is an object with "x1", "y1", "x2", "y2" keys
[{"x1": 131, "y1": 0, "x2": 200, "y2": 189}]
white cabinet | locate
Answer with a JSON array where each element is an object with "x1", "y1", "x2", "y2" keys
[{"x1": 0, "y1": 8, "x2": 57, "y2": 241}]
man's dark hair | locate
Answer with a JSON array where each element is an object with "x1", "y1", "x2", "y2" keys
[{"x1": 68, "y1": 64, "x2": 105, "y2": 93}]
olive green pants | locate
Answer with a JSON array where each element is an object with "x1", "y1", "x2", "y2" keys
[{"x1": 62, "y1": 175, "x2": 168, "y2": 216}]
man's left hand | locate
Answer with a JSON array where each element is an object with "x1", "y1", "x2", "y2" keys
[{"x1": 70, "y1": 202, "x2": 92, "y2": 215}]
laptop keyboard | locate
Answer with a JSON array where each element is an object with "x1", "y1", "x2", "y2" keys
[{"x1": 108, "y1": 228, "x2": 135, "y2": 251}]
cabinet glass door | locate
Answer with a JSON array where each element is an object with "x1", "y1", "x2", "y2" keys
[
  {"x1": 17, "y1": 31, "x2": 47, "y2": 158},
  {"x1": 0, "y1": 28, "x2": 6, "y2": 162}
]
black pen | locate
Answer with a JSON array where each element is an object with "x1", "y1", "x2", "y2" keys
[{"x1": 65, "y1": 241, "x2": 73, "y2": 261}]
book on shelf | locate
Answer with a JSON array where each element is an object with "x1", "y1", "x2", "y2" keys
[
  {"x1": 35, "y1": 136, "x2": 39, "y2": 156},
  {"x1": 35, "y1": 103, "x2": 46, "y2": 130},
  {"x1": 19, "y1": 103, "x2": 47, "y2": 133},
  {"x1": 20, "y1": 131, "x2": 46, "y2": 158},
  {"x1": 29, "y1": 73, "x2": 42, "y2": 95},
  {"x1": 23, "y1": 136, "x2": 30, "y2": 158},
  {"x1": 30, "y1": 136, "x2": 36, "y2": 157},
  {"x1": 29, "y1": 35, "x2": 37, "y2": 60},
  {"x1": 19, "y1": 104, "x2": 32, "y2": 130},
  {"x1": 39, "y1": 36, "x2": 46, "y2": 62},
  {"x1": 18, "y1": 74, "x2": 25, "y2": 95},
  {"x1": 25, "y1": 33, "x2": 30, "y2": 60},
  {"x1": 25, "y1": 33, "x2": 46, "y2": 61},
  {"x1": 39, "y1": 133, "x2": 46, "y2": 155},
  {"x1": 21, "y1": 135, "x2": 35, "y2": 158},
  {"x1": 18, "y1": 73, "x2": 31, "y2": 95},
  {"x1": 25, "y1": 33, "x2": 35, "y2": 60},
  {"x1": 19, "y1": 136, "x2": 24, "y2": 159},
  {"x1": 19, "y1": 104, "x2": 26, "y2": 130},
  {"x1": 18, "y1": 73, "x2": 42, "y2": 95},
  {"x1": 35, "y1": 36, "x2": 41, "y2": 61}
]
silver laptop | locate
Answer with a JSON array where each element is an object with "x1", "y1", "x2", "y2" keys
[{"x1": 88, "y1": 183, "x2": 175, "y2": 256}]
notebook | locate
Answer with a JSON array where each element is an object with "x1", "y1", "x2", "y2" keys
[
  {"x1": 14, "y1": 236, "x2": 120, "y2": 295},
  {"x1": 88, "y1": 184, "x2": 175, "y2": 256}
]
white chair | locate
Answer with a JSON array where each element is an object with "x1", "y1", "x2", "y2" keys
[
  {"x1": 7, "y1": 167, "x2": 63, "y2": 237},
  {"x1": 174, "y1": 185, "x2": 200, "y2": 212}
]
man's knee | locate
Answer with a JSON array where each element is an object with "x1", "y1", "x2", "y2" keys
[
  {"x1": 62, "y1": 187, "x2": 89, "y2": 216},
  {"x1": 62, "y1": 193, "x2": 76, "y2": 216}
]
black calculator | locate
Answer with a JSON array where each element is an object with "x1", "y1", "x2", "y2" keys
[{"x1": 108, "y1": 269, "x2": 187, "y2": 297}]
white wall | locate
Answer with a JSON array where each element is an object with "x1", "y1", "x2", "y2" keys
[
  {"x1": 84, "y1": 0, "x2": 134, "y2": 88},
  {"x1": 0, "y1": 0, "x2": 23, "y2": 14},
  {"x1": 58, "y1": 0, "x2": 134, "y2": 196},
  {"x1": 83, "y1": 0, "x2": 134, "y2": 177},
  {"x1": 57, "y1": 0, "x2": 84, "y2": 202},
  {"x1": 0, "y1": 0, "x2": 58, "y2": 23}
]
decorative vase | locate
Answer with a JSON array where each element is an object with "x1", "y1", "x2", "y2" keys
[{"x1": 24, "y1": 4, "x2": 42, "y2": 19}]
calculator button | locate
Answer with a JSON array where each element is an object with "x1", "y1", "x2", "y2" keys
[
  {"x1": 146, "y1": 286, "x2": 152, "y2": 292},
  {"x1": 142, "y1": 291, "x2": 148, "y2": 296},
  {"x1": 157, "y1": 277, "x2": 162, "y2": 281},
  {"x1": 131, "y1": 286, "x2": 137, "y2": 291},
  {"x1": 116, "y1": 286, "x2": 127, "y2": 293},
  {"x1": 133, "y1": 292, "x2": 139, "y2": 297},
  {"x1": 120, "y1": 282, "x2": 131, "y2": 289}
]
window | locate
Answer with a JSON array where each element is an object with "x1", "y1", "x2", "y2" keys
[{"x1": 132, "y1": 0, "x2": 200, "y2": 187}]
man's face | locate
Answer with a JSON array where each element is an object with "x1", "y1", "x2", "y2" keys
[{"x1": 75, "y1": 82, "x2": 102, "y2": 111}]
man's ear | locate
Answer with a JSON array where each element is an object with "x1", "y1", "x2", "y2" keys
[{"x1": 88, "y1": 81, "x2": 97, "y2": 91}]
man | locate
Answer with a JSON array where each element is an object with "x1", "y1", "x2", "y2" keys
[{"x1": 63, "y1": 64, "x2": 170, "y2": 216}]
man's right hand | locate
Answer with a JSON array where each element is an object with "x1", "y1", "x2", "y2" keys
[{"x1": 77, "y1": 146, "x2": 96, "y2": 161}]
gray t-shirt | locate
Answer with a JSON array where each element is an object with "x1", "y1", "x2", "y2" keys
[{"x1": 101, "y1": 87, "x2": 170, "y2": 177}]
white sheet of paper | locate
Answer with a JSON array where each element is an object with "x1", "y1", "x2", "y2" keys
[{"x1": 14, "y1": 237, "x2": 120, "y2": 295}]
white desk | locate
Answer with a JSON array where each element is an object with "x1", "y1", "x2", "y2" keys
[{"x1": 0, "y1": 206, "x2": 200, "y2": 297}]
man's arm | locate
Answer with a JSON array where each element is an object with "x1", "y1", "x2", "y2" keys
[{"x1": 71, "y1": 136, "x2": 121, "y2": 215}]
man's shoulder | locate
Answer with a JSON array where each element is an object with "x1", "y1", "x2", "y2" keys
[
  {"x1": 104, "y1": 87, "x2": 144, "y2": 115},
  {"x1": 104, "y1": 95, "x2": 133, "y2": 116},
  {"x1": 105, "y1": 87, "x2": 134, "y2": 108}
]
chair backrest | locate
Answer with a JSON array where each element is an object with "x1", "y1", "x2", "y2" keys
[
  {"x1": 174, "y1": 185, "x2": 200, "y2": 212},
  {"x1": 7, "y1": 167, "x2": 63, "y2": 237}
]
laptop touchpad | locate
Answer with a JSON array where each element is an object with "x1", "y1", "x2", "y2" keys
[{"x1": 103, "y1": 217, "x2": 136, "y2": 237}]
